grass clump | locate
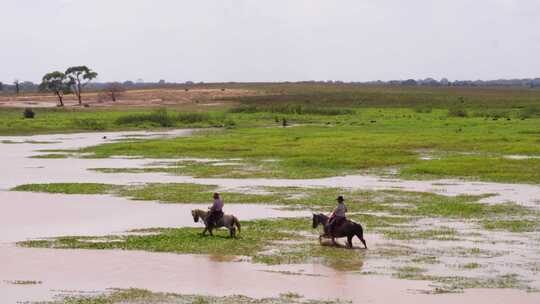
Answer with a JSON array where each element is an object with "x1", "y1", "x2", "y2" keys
[
  {"x1": 230, "y1": 104, "x2": 354, "y2": 116},
  {"x1": 115, "y1": 109, "x2": 222, "y2": 128},
  {"x1": 46, "y1": 288, "x2": 349, "y2": 304},
  {"x1": 383, "y1": 228, "x2": 458, "y2": 241},
  {"x1": 11, "y1": 183, "x2": 119, "y2": 195},
  {"x1": 483, "y1": 220, "x2": 539, "y2": 232}
]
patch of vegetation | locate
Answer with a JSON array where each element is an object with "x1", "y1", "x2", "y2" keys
[
  {"x1": 45, "y1": 288, "x2": 349, "y2": 304},
  {"x1": 483, "y1": 219, "x2": 539, "y2": 232},
  {"x1": 12, "y1": 183, "x2": 119, "y2": 195},
  {"x1": 401, "y1": 155, "x2": 540, "y2": 184},
  {"x1": 230, "y1": 104, "x2": 354, "y2": 116},
  {"x1": 30, "y1": 153, "x2": 70, "y2": 159},
  {"x1": 117, "y1": 183, "x2": 282, "y2": 205},
  {"x1": 459, "y1": 262, "x2": 482, "y2": 270},
  {"x1": 80, "y1": 114, "x2": 540, "y2": 182},
  {"x1": 18, "y1": 217, "x2": 366, "y2": 271},
  {"x1": 4, "y1": 280, "x2": 42, "y2": 285},
  {"x1": 383, "y1": 228, "x2": 458, "y2": 241}
]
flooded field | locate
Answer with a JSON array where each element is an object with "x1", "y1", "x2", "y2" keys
[{"x1": 1, "y1": 130, "x2": 539, "y2": 303}]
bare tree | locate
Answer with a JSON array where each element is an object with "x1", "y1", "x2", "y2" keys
[
  {"x1": 65, "y1": 66, "x2": 98, "y2": 105},
  {"x1": 14, "y1": 79, "x2": 20, "y2": 95},
  {"x1": 104, "y1": 82, "x2": 125, "y2": 102}
]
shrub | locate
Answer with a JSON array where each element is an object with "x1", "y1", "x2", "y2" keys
[
  {"x1": 448, "y1": 106, "x2": 468, "y2": 117},
  {"x1": 23, "y1": 108, "x2": 35, "y2": 119},
  {"x1": 116, "y1": 109, "x2": 216, "y2": 127},
  {"x1": 413, "y1": 106, "x2": 432, "y2": 114},
  {"x1": 176, "y1": 112, "x2": 211, "y2": 124},
  {"x1": 519, "y1": 106, "x2": 540, "y2": 119},
  {"x1": 72, "y1": 118, "x2": 106, "y2": 130},
  {"x1": 116, "y1": 109, "x2": 173, "y2": 127},
  {"x1": 230, "y1": 104, "x2": 353, "y2": 116}
]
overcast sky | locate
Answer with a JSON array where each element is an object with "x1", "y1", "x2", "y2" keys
[{"x1": 1, "y1": 0, "x2": 539, "y2": 83}]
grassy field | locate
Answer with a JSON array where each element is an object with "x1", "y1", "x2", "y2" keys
[
  {"x1": 2, "y1": 85, "x2": 540, "y2": 183},
  {"x1": 76, "y1": 108, "x2": 540, "y2": 183}
]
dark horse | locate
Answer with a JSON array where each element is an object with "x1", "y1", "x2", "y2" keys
[{"x1": 312, "y1": 213, "x2": 367, "y2": 249}]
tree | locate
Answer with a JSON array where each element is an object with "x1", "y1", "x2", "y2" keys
[
  {"x1": 0, "y1": 82, "x2": 3, "y2": 91},
  {"x1": 104, "y1": 82, "x2": 125, "y2": 102},
  {"x1": 39, "y1": 71, "x2": 71, "y2": 106},
  {"x1": 14, "y1": 79, "x2": 20, "y2": 94},
  {"x1": 65, "y1": 66, "x2": 98, "y2": 105}
]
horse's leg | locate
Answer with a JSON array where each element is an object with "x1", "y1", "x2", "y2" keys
[
  {"x1": 209, "y1": 227, "x2": 214, "y2": 236},
  {"x1": 229, "y1": 227, "x2": 236, "y2": 238},
  {"x1": 347, "y1": 235, "x2": 353, "y2": 248},
  {"x1": 201, "y1": 227, "x2": 208, "y2": 236},
  {"x1": 357, "y1": 232, "x2": 367, "y2": 249},
  {"x1": 331, "y1": 237, "x2": 337, "y2": 246}
]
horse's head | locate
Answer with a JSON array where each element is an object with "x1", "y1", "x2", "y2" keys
[{"x1": 192, "y1": 209, "x2": 200, "y2": 222}]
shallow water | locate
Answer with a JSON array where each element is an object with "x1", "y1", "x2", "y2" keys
[
  {"x1": 1, "y1": 130, "x2": 540, "y2": 208},
  {"x1": 0, "y1": 191, "x2": 307, "y2": 243},
  {"x1": 1, "y1": 130, "x2": 540, "y2": 303},
  {"x1": 1, "y1": 245, "x2": 538, "y2": 304}
]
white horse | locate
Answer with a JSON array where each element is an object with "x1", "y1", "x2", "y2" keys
[{"x1": 191, "y1": 209, "x2": 241, "y2": 238}]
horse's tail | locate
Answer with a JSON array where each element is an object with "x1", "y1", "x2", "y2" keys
[
  {"x1": 233, "y1": 216, "x2": 241, "y2": 233},
  {"x1": 355, "y1": 223, "x2": 367, "y2": 249}
]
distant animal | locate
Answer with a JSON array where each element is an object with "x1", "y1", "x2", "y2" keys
[
  {"x1": 191, "y1": 209, "x2": 241, "y2": 238},
  {"x1": 312, "y1": 213, "x2": 367, "y2": 249}
]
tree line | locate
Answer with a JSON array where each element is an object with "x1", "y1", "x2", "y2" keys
[
  {"x1": 39, "y1": 66, "x2": 98, "y2": 106},
  {"x1": 0, "y1": 66, "x2": 124, "y2": 107}
]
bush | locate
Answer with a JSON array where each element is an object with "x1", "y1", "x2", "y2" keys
[
  {"x1": 471, "y1": 109, "x2": 510, "y2": 119},
  {"x1": 448, "y1": 106, "x2": 468, "y2": 118},
  {"x1": 116, "y1": 109, "x2": 216, "y2": 127},
  {"x1": 116, "y1": 109, "x2": 173, "y2": 127},
  {"x1": 413, "y1": 106, "x2": 432, "y2": 114},
  {"x1": 72, "y1": 118, "x2": 106, "y2": 130},
  {"x1": 176, "y1": 112, "x2": 211, "y2": 124},
  {"x1": 519, "y1": 106, "x2": 540, "y2": 119},
  {"x1": 23, "y1": 108, "x2": 35, "y2": 119},
  {"x1": 230, "y1": 104, "x2": 353, "y2": 116}
]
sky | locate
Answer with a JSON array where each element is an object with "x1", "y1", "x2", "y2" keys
[{"x1": 1, "y1": 0, "x2": 539, "y2": 83}]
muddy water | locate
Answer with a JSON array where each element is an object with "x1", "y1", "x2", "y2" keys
[
  {"x1": 0, "y1": 191, "x2": 308, "y2": 243},
  {"x1": 1, "y1": 245, "x2": 538, "y2": 304},
  {"x1": 1, "y1": 130, "x2": 540, "y2": 303}
]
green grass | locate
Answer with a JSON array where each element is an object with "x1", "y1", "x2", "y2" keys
[
  {"x1": 78, "y1": 111, "x2": 540, "y2": 182},
  {"x1": 30, "y1": 153, "x2": 70, "y2": 159},
  {"x1": 383, "y1": 228, "x2": 458, "y2": 241},
  {"x1": 0, "y1": 108, "x2": 229, "y2": 135},
  {"x1": 483, "y1": 220, "x2": 539, "y2": 232},
  {"x1": 11, "y1": 183, "x2": 119, "y2": 195},
  {"x1": 3, "y1": 85, "x2": 540, "y2": 184},
  {"x1": 401, "y1": 155, "x2": 540, "y2": 184},
  {"x1": 18, "y1": 217, "x2": 366, "y2": 270}
]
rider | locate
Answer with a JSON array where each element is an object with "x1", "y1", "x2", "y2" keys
[
  {"x1": 327, "y1": 195, "x2": 347, "y2": 235},
  {"x1": 207, "y1": 192, "x2": 224, "y2": 228}
]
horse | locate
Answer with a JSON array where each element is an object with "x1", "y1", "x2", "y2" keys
[
  {"x1": 312, "y1": 213, "x2": 367, "y2": 249},
  {"x1": 191, "y1": 209, "x2": 241, "y2": 238}
]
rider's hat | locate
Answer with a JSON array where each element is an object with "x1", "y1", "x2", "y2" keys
[{"x1": 336, "y1": 195, "x2": 345, "y2": 202}]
